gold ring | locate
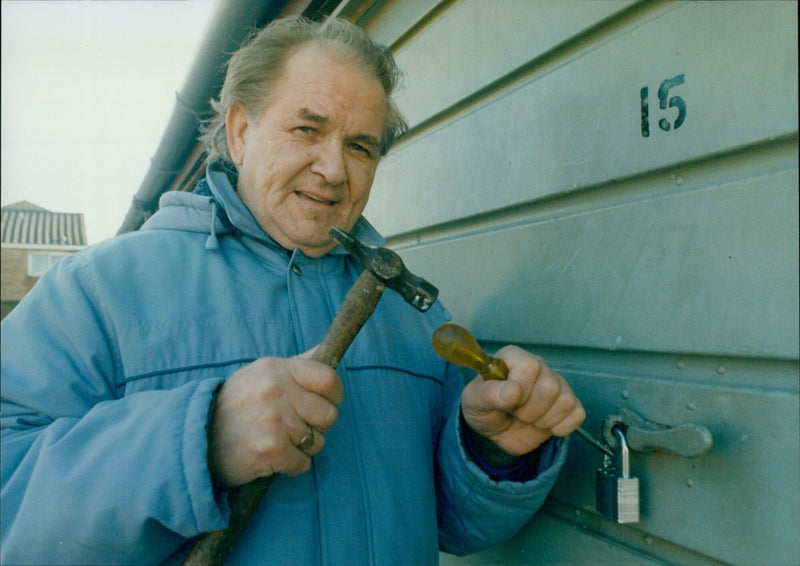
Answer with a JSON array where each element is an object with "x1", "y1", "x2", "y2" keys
[{"x1": 297, "y1": 427, "x2": 315, "y2": 451}]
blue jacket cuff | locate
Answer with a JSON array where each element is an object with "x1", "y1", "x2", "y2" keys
[{"x1": 459, "y1": 410, "x2": 559, "y2": 482}]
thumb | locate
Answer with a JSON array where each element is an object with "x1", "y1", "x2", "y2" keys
[
  {"x1": 494, "y1": 380, "x2": 523, "y2": 410},
  {"x1": 297, "y1": 345, "x2": 319, "y2": 360},
  {"x1": 465, "y1": 378, "x2": 522, "y2": 413}
]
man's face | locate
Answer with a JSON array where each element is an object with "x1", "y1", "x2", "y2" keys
[{"x1": 227, "y1": 42, "x2": 387, "y2": 258}]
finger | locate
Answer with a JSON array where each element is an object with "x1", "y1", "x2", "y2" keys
[
  {"x1": 259, "y1": 419, "x2": 323, "y2": 478},
  {"x1": 510, "y1": 366, "x2": 569, "y2": 424},
  {"x1": 293, "y1": 392, "x2": 339, "y2": 434},
  {"x1": 496, "y1": 345, "x2": 544, "y2": 383},
  {"x1": 550, "y1": 405, "x2": 587, "y2": 437},
  {"x1": 522, "y1": 375, "x2": 563, "y2": 423},
  {"x1": 290, "y1": 424, "x2": 326, "y2": 457},
  {"x1": 278, "y1": 448, "x2": 313, "y2": 477},
  {"x1": 533, "y1": 388, "x2": 582, "y2": 430},
  {"x1": 463, "y1": 376, "x2": 523, "y2": 414},
  {"x1": 494, "y1": 346, "x2": 545, "y2": 405},
  {"x1": 290, "y1": 357, "x2": 344, "y2": 406},
  {"x1": 268, "y1": 424, "x2": 320, "y2": 478}
]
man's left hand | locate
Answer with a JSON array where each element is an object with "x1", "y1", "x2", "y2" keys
[{"x1": 461, "y1": 346, "x2": 585, "y2": 460}]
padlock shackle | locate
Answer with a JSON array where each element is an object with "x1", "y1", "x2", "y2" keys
[{"x1": 614, "y1": 427, "x2": 630, "y2": 479}]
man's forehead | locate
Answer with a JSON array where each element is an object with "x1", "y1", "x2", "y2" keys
[{"x1": 268, "y1": 45, "x2": 387, "y2": 134}]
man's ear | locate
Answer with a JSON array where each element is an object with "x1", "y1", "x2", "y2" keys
[{"x1": 226, "y1": 103, "x2": 249, "y2": 166}]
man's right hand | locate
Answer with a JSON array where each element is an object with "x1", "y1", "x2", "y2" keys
[{"x1": 207, "y1": 354, "x2": 343, "y2": 488}]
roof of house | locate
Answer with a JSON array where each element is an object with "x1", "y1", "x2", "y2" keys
[{"x1": 1, "y1": 202, "x2": 87, "y2": 247}]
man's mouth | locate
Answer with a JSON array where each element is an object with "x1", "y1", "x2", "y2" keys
[{"x1": 296, "y1": 191, "x2": 336, "y2": 205}]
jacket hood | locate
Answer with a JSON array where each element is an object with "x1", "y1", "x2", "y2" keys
[{"x1": 140, "y1": 161, "x2": 384, "y2": 253}]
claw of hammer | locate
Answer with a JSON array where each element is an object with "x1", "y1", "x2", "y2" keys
[{"x1": 329, "y1": 227, "x2": 438, "y2": 311}]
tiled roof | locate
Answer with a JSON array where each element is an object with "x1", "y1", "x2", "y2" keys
[{"x1": 1, "y1": 202, "x2": 87, "y2": 247}]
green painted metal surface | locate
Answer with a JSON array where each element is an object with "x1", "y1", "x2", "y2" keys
[
  {"x1": 357, "y1": 1, "x2": 799, "y2": 564},
  {"x1": 367, "y1": 1, "x2": 798, "y2": 236}
]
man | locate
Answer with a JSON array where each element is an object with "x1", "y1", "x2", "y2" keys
[{"x1": 1, "y1": 17, "x2": 585, "y2": 565}]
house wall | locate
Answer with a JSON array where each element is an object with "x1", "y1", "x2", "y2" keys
[
  {"x1": 1, "y1": 248, "x2": 36, "y2": 302},
  {"x1": 356, "y1": 1, "x2": 798, "y2": 564},
  {"x1": 0, "y1": 247, "x2": 76, "y2": 320}
]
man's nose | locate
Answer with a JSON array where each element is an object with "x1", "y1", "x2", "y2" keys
[{"x1": 310, "y1": 139, "x2": 347, "y2": 186}]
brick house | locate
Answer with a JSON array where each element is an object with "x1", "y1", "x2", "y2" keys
[{"x1": 1, "y1": 201, "x2": 87, "y2": 319}]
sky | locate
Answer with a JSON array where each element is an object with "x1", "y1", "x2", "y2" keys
[{"x1": 1, "y1": 0, "x2": 219, "y2": 244}]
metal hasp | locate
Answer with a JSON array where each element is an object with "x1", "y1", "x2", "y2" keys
[
  {"x1": 329, "y1": 227, "x2": 438, "y2": 311},
  {"x1": 602, "y1": 407, "x2": 713, "y2": 458}
]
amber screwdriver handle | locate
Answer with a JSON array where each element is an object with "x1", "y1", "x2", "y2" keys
[
  {"x1": 432, "y1": 323, "x2": 509, "y2": 380},
  {"x1": 431, "y1": 323, "x2": 614, "y2": 458}
]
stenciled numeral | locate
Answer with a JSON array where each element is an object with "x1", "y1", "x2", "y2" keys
[{"x1": 641, "y1": 74, "x2": 686, "y2": 137}]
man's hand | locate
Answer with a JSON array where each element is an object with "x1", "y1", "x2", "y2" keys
[
  {"x1": 207, "y1": 354, "x2": 343, "y2": 488},
  {"x1": 461, "y1": 346, "x2": 585, "y2": 462}
]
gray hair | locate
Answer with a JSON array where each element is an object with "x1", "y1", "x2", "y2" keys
[{"x1": 200, "y1": 17, "x2": 407, "y2": 164}]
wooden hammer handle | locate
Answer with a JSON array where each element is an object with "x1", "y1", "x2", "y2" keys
[
  {"x1": 311, "y1": 270, "x2": 385, "y2": 368},
  {"x1": 181, "y1": 270, "x2": 385, "y2": 566}
]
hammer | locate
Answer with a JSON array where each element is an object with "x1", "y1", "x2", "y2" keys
[{"x1": 181, "y1": 227, "x2": 438, "y2": 566}]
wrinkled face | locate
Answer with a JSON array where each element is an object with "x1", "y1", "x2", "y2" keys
[{"x1": 227, "y1": 42, "x2": 387, "y2": 257}]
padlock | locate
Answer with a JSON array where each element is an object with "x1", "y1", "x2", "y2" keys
[{"x1": 596, "y1": 427, "x2": 640, "y2": 523}]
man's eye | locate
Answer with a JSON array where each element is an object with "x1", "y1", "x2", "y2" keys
[
  {"x1": 296, "y1": 126, "x2": 316, "y2": 134},
  {"x1": 350, "y1": 143, "x2": 373, "y2": 158}
]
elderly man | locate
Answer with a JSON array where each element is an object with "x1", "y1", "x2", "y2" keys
[{"x1": 1, "y1": 17, "x2": 584, "y2": 566}]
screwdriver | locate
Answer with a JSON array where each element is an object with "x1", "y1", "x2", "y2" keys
[{"x1": 431, "y1": 323, "x2": 613, "y2": 458}]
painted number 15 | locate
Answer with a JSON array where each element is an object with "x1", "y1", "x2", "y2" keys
[{"x1": 641, "y1": 74, "x2": 686, "y2": 137}]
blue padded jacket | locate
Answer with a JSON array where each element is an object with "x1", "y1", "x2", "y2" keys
[{"x1": 1, "y1": 163, "x2": 566, "y2": 565}]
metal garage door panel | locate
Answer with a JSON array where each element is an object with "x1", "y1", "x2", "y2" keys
[
  {"x1": 367, "y1": 1, "x2": 797, "y2": 237},
  {"x1": 396, "y1": 168, "x2": 798, "y2": 359},
  {"x1": 358, "y1": 2, "x2": 798, "y2": 564},
  {"x1": 549, "y1": 367, "x2": 799, "y2": 566},
  {"x1": 361, "y1": 0, "x2": 442, "y2": 47},
  {"x1": 440, "y1": 507, "x2": 668, "y2": 566},
  {"x1": 389, "y1": 0, "x2": 636, "y2": 127}
]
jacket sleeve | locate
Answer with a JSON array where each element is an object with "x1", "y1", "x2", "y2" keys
[
  {"x1": 434, "y1": 363, "x2": 569, "y2": 556},
  {"x1": 0, "y1": 255, "x2": 229, "y2": 565}
]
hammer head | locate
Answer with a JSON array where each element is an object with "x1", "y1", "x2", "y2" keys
[{"x1": 330, "y1": 227, "x2": 438, "y2": 311}]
